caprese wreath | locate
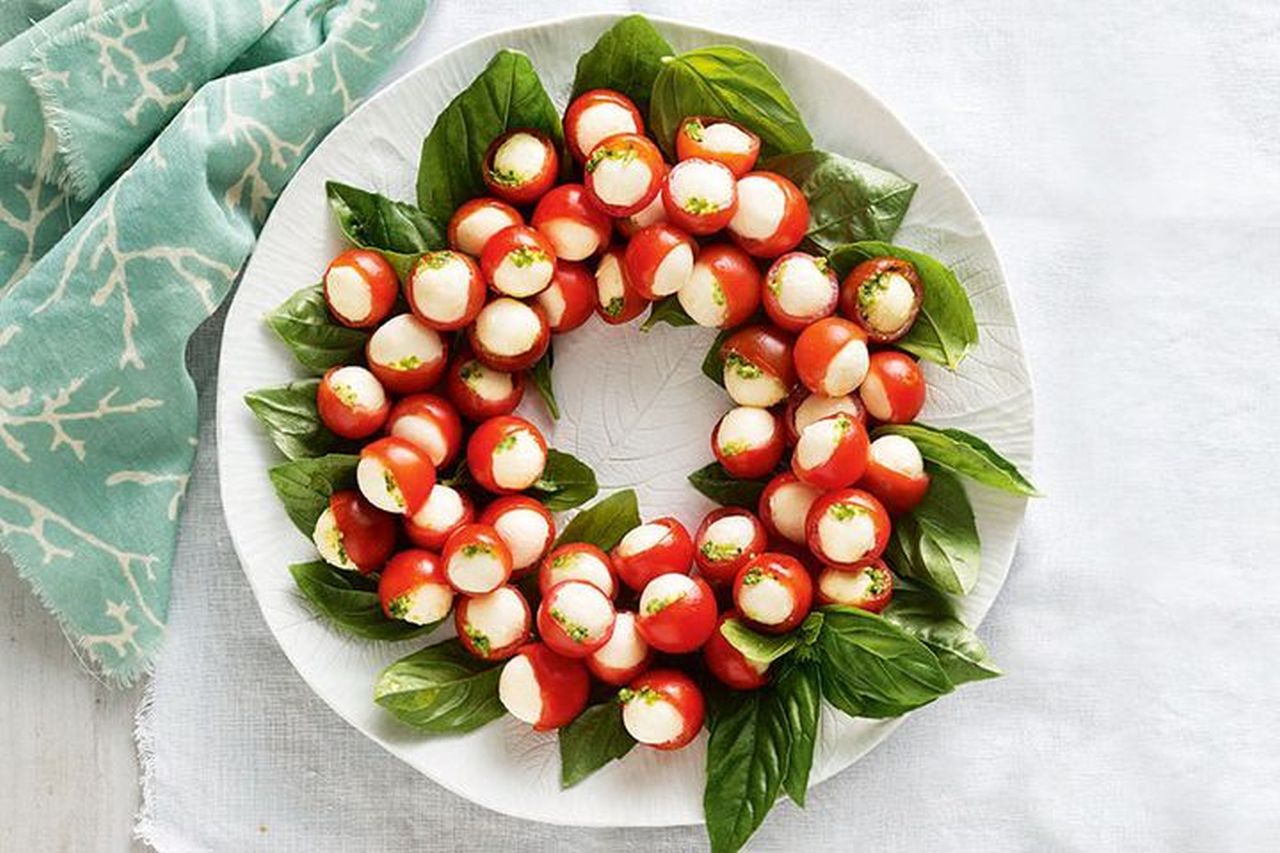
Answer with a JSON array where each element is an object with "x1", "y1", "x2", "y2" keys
[{"x1": 244, "y1": 15, "x2": 1037, "y2": 852}]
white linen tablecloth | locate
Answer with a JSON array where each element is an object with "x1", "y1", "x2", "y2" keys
[{"x1": 136, "y1": 1, "x2": 1280, "y2": 849}]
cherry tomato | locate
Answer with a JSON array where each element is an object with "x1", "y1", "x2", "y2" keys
[
  {"x1": 357, "y1": 436, "x2": 436, "y2": 516},
  {"x1": 611, "y1": 517, "x2": 696, "y2": 592},
  {"x1": 365, "y1": 314, "x2": 448, "y2": 395},
  {"x1": 712, "y1": 406, "x2": 784, "y2": 480},
  {"x1": 783, "y1": 388, "x2": 867, "y2": 445},
  {"x1": 675, "y1": 116, "x2": 761, "y2": 177},
  {"x1": 677, "y1": 242, "x2": 761, "y2": 329},
  {"x1": 535, "y1": 260, "x2": 597, "y2": 333},
  {"x1": 323, "y1": 248, "x2": 398, "y2": 328},
  {"x1": 378, "y1": 550, "x2": 454, "y2": 624},
  {"x1": 815, "y1": 559, "x2": 894, "y2": 613},
  {"x1": 732, "y1": 552, "x2": 813, "y2": 634},
  {"x1": 661, "y1": 158, "x2": 738, "y2": 235},
  {"x1": 636, "y1": 573, "x2": 718, "y2": 654},
  {"x1": 564, "y1": 89, "x2": 645, "y2": 164},
  {"x1": 455, "y1": 585, "x2": 532, "y2": 660},
  {"x1": 479, "y1": 495, "x2": 555, "y2": 577},
  {"x1": 620, "y1": 668, "x2": 705, "y2": 750},
  {"x1": 447, "y1": 197, "x2": 523, "y2": 257},
  {"x1": 466, "y1": 415, "x2": 548, "y2": 495},
  {"x1": 615, "y1": 185, "x2": 668, "y2": 238},
  {"x1": 793, "y1": 316, "x2": 870, "y2": 397},
  {"x1": 703, "y1": 611, "x2": 771, "y2": 689},
  {"x1": 586, "y1": 611, "x2": 653, "y2": 686},
  {"x1": 719, "y1": 324, "x2": 797, "y2": 408},
  {"x1": 839, "y1": 256, "x2": 924, "y2": 343},
  {"x1": 444, "y1": 350, "x2": 525, "y2": 422},
  {"x1": 860, "y1": 434, "x2": 931, "y2": 514},
  {"x1": 482, "y1": 129, "x2": 559, "y2": 205},
  {"x1": 583, "y1": 132, "x2": 665, "y2": 217},
  {"x1": 537, "y1": 580, "x2": 618, "y2": 658},
  {"x1": 403, "y1": 483, "x2": 474, "y2": 550},
  {"x1": 727, "y1": 171, "x2": 808, "y2": 259},
  {"x1": 531, "y1": 183, "x2": 613, "y2": 261},
  {"x1": 763, "y1": 252, "x2": 839, "y2": 331},
  {"x1": 860, "y1": 351, "x2": 926, "y2": 424},
  {"x1": 805, "y1": 488, "x2": 891, "y2": 569},
  {"x1": 441, "y1": 523, "x2": 514, "y2": 595},
  {"x1": 406, "y1": 250, "x2": 486, "y2": 331},
  {"x1": 479, "y1": 225, "x2": 557, "y2": 298},
  {"x1": 498, "y1": 642, "x2": 590, "y2": 731},
  {"x1": 757, "y1": 471, "x2": 823, "y2": 546},
  {"x1": 791, "y1": 411, "x2": 870, "y2": 489},
  {"x1": 316, "y1": 365, "x2": 389, "y2": 440},
  {"x1": 312, "y1": 490, "x2": 397, "y2": 574},
  {"x1": 693, "y1": 508, "x2": 768, "y2": 588},
  {"x1": 386, "y1": 394, "x2": 464, "y2": 470},
  {"x1": 540, "y1": 543, "x2": 617, "y2": 599},
  {"x1": 624, "y1": 223, "x2": 697, "y2": 301},
  {"x1": 594, "y1": 245, "x2": 650, "y2": 324},
  {"x1": 466, "y1": 297, "x2": 550, "y2": 373}
]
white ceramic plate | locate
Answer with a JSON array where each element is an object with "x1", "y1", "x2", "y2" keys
[{"x1": 217, "y1": 13, "x2": 1033, "y2": 827}]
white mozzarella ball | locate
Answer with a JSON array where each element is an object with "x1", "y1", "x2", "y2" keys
[
  {"x1": 493, "y1": 251, "x2": 554, "y2": 298},
  {"x1": 311, "y1": 507, "x2": 356, "y2": 571},
  {"x1": 868, "y1": 435, "x2": 925, "y2": 477},
  {"x1": 667, "y1": 160, "x2": 735, "y2": 213},
  {"x1": 492, "y1": 132, "x2": 548, "y2": 183},
  {"x1": 368, "y1": 314, "x2": 443, "y2": 371},
  {"x1": 819, "y1": 567, "x2": 876, "y2": 604},
  {"x1": 729, "y1": 176, "x2": 784, "y2": 240},
  {"x1": 820, "y1": 338, "x2": 869, "y2": 396},
  {"x1": 795, "y1": 416, "x2": 848, "y2": 471},
  {"x1": 772, "y1": 256, "x2": 835, "y2": 318},
  {"x1": 622, "y1": 191, "x2": 667, "y2": 232},
  {"x1": 460, "y1": 360, "x2": 515, "y2": 402},
  {"x1": 678, "y1": 260, "x2": 728, "y2": 327},
  {"x1": 325, "y1": 264, "x2": 372, "y2": 322},
  {"x1": 859, "y1": 372, "x2": 892, "y2": 421},
  {"x1": 327, "y1": 365, "x2": 386, "y2": 411},
  {"x1": 622, "y1": 692, "x2": 684, "y2": 745},
  {"x1": 768, "y1": 481, "x2": 820, "y2": 544},
  {"x1": 701, "y1": 121, "x2": 754, "y2": 153},
  {"x1": 540, "y1": 218, "x2": 601, "y2": 262},
  {"x1": 639, "y1": 573, "x2": 696, "y2": 614},
  {"x1": 356, "y1": 456, "x2": 405, "y2": 514},
  {"x1": 547, "y1": 582, "x2": 615, "y2": 642},
  {"x1": 816, "y1": 504, "x2": 877, "y2": 563},
  {"x1": 793, "y1": 394, "x2": 860, "y2": 436},
  {"x1": 447, "y1": 546, "x2": 507, "y2": 594},
  {"x1": 411, "y1": 254, "x2": 473, "y2": 325},
  {"x1": 498, "y1": 653, "x2": 543, "y2": 725},
  {"x1": 576, "y1": 102, "x2": 640, "y2": 159},
  {"x1": 738, "y1": 574, "x2": 795, "y2": 627},
  {"x1": 536, "y1": 282, "x2": 567, "y2": 327},
  {"x1": 409, "y1": 484, "x2": 466, "y2": 532},
  {"x1": 863, "y1": 272, "x2": 916, "y2": 333},
  {"x1": 391, "y1": 414, "x2": 448, "y2": 467},
  {"x1": 617, "y1": 523, "x2": 671, "y2": 558},
  {"x1": 547, "y1": 550, "x2": 615, "y2": 597},
  {"x1": 455, "y1": 207, "x2": 518, "y2": 256},
  {"x1": 592, "y1": 155, "x2": 653, "y2": 209},
  {"x1": 391, "y1": 581, "x2": 453, "y2": 625},
  {"x1": 491, "y1": 429, "x2": 546, "y2": 490},
  {"x1": 461, "y1": 587, "x2": 528, "y2": 652},
  {"x1": 724, "y1": 361, "x2": 786, "y2": 408},
  {"x1": 595, "y1": 252, "x2": 627, "y2": 311},
  {"x1": 650, "y1": 242, "x2": 695, "y2": 297},
  {"x1": 717, "y1": 406, "x2": 776, "y2": 455},
  {"x1": 701, "y1": 515, "x2": 756, "y2": 558},
  {"x1": 493, "y1": 507, "x2": 551, "y2": 571},
  {"x1": 475, "y1": 299, "x2": 542, "y2": 356},
  {"x1": 589, "y1": 612, "x2": 647, "y2": 670}
]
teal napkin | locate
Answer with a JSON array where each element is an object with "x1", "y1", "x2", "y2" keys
[{"x1": 0, "y1": 0, "x2": 431, "y2": 683}]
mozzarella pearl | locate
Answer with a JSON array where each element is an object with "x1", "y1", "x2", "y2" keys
[
  {"x1": 650, "y1": 242, "x2": 695, "y2": 297},
  {"x1": 327, "y1": 366, "x2": 386, "y2": 412},
  {"x1": 869, "y1": 435, "x2": 925, "y2": 477},
  {"x1": 595, "y1": 252, "x2": 627, "y2": 313},
  {"x1": 546, "y1": 550, "x2": 615, "y2": 597},
  {"x1": 460, "y1": 360, "x2": 515, "y2": 402},
  {"x1": 795, "y1": 416, "x2": 849, "y2": 471},
  {"x1": 576, "y1": 102, "x2": 640, "y2": 159},
  {"x1": 622, "y1": 191, "x2": 667, "y2": 232},
  {"x1": 536, "y1": 283, "x2": 567, "y2": 327},
  {"x1": 492, "y1": 132, "x2": 548, "y2": 184},
  {"x1": 540, "y1": 218, "x2": 601, "y2": 261},
  {"x1": 391, "y1": 581, "x2": 453, "y2": 625},
  {"x1": 592, "y1": 155, "x2": 653, "y2": 209},
  {"x1": 667, "y1": 160, "x2": 735, "y2": 214},
  {"x1": 408, "y1": 484, "x2": 466, "y2": 533},
  {"x1": 716, "y1": 406, "x2": 776, "y2": 456},
  {"x1": 447, "y1": 544, "x2": 508, "y2": 594},
  {"x1": 724, "y1": 363, "x2": 787, "y2": 408},
  {"x1": 820, "y1": 339, "x2": 869, "y2": 396},
  {"x1": 411, "y1": 254, "x2": 474, "y2": 325},
  {"x1": 455, "y1": 207, "x2": 519, "y2": 256},
  {"x1": 816, "y1": 504, "x2": 877, "y2": 563},
  {"x1": 794, "y1": 394, "x2": 860, "y2": 436},
  {"x1": 390, "y1": 414, "x2": 449, "y2": 467},
  {"x1": 701, "y1": 121, "x2": 754, "y2": 154},
  {"x1": 491, "y1": 429, "x2": 546, "y2": 491},
  {"x1": 589, "y1": 612, "x2": 647, "y2": 671},
  {"x1": 769, "y1": 481, "x2": 820, "y2": 544},
  {"x1": 475, "y1": 299, "x2": 542, "y2": 356},
  {"x1": 547, "y1": 582, "x2": 615, "y2": 644},
  {"x1": 622, "y1": 692, "x2": 684, "y2": 745},
  {"x1": 356, "y1": 457, "x2": 406, "y2": 514},
  {"x1": 729, "y1": 176, "x2": 784, "y2": 240},
  {"x1": 678, "y1": 260, "x2": 728, "y2": 327},
  {"x1": 863, "y1": 272, "x2": 916, "y2": 332},
  {"x1": 312, "y1": 508, "x2": 356, "y2": 571},
  {"x1": 738, "y1": 574, "x2": 795, "y2": 627},
  {"x1": 325, "y1": 265, "x2": 372, "y2": 322},
  {"x1": 700, "y1": 515, "x2": 756, "y2": 560},
  {"x1": 368, "y1": 314, "x2": 443, "y2": 373},
  {"x1": 771, "y1": 257, "x2": 834, "y2": 318},
  {"x1": 492, "y1": 507, "x2": 551, "y2": 571},
  {"x1": 639, "y1": 573, "x2": 695, "y2": 615},
  {"x1": 492, "y1": 251, "x2": 554, "y2": 298},
  {"x1": 498, "y1": 653, "x2": 543, "y2": 724},
  {"x1": 860, "y1": 371, "x2": 892, "y2": 421},
  {"x1": 617, "y1": 523, "x2": 671, "y2": 558},
  {"x1": 819, "y1": 567, "x2": 877, "y2": 604},
  {"x1": 461, "y1": 587, "x2": 528, "y2": 652}
]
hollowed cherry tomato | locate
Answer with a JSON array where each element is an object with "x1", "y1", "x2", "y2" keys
[
  {"x1": 447, "y1": 197, "x2": 523, "y2": 257},
  {"x1": 535, "y1": 259, "x2": 597, "y2": 333},
  {"x1": 624, "y1": 222, "x2": 697, "y2": 301},
  {"x1": 482, "y1": 129, "x2": 559, "y2": 205},
  {"x1": 792, "y1": 411, "x2": 870, "y2": 489},
  {"x1": 703, "y1": 611, "x2": 770, "y2": 689},
  {"x1": 407, "y1": 250, "x2": 486, "y2": 331},
  {"x1": 403, "y1": 483, "x2": 473, "y2": 550},
  {"x1": 586, "y1": 611, "x2": 653, "y2": 686},
  {"x1": 860, "y1": 434, "x2": 931, "y2": 514},
  {"x1": 479, "y1": 495, "x2": 555, "y2": 577},
  {"x1": 757, "y1": 471, "x2": 823, "y2": 546},
  {"x1": 564, "y1": 89, "x2": 645, "y2": 164},
  {"x1": 356, "y1": 436, "x2": 435, "y2": 516},
  {"x1": 693, "y1": 507, "x2": 768, "y2": 588},
  {"x1": 537, "y1": 579, "x2": 617, "y2": 658},
  {"x1": 815, "y1": 558, "x2": 894, "y2": 613},
  {"x1": 498, "y1": 642, "x2": 590, "y2": 731},
  {"x1": 719, "y1": 324, "x2": 797, "y2": 408},
  {"x1": 661, "y1": 158, "x2": 738, "y2": 235},
  {"x1": 636, "y1": 573, "x2": 718, "y2": 653},
  {"x1": 442, "y1": 523, "x2": 513, "y2": 595},
  {"x1": 444, "y1": 350, "x2": 525, "y2": 422},
  {"x1": 323, "y1": 248, "x2": 398, "y2": 328},
  {"x1": 386, "y1": 394, "x2": 464, "y2": 470},
  {"x1": 378, "y1": 550, "x2": 454, "y2": 625},
  {"x1": 839, "y1": 256, "x2": 924, "y2": 343},
  {"x1": 805, "y1": 488, "x2": 891, "y2": 569},
  {"x1": 540, "y1": 543, "x2": 617, "y2": 599},
  {"x1": 594, "y1": 245, "x2": 649, "y2": 324},
  {"x1": 583, "y1": 132, "x2": 665, "y2": 217},
  {"x1": 479, "y1": 225, "x2": 557, "y2": 298},
  {"x1": 466, "y1": 415, "x2": 548, "y2": 495},
  {"x1": 763, "y1": 252, "x2": 838, "y2": 331},
  {"x1": 783, "y1": 388, "x2": 867, "y2": 445},
  {"x1": 615, "y1": 184, "x2": 668, "y2": 238},
  {"x1": 311, "y1": 490, "x2": 396, "y2": 574},
  {"x1": 531, "y1": 183, "x2": 613, "y2": 261},
  {"x1": 316, "y1": 365, "x2": 389, "y2": 440},
  {"x1": 365, "y1": 314, "x2": 448, "y2": 395},
  {"x1": 677, "y1": 242, "x2": 761, "y2": 329},
  {"x1": 712, "y1": 406, "x2": 784, "y2": 480},
  {"x1": 727, "y1": 171, "x2": 808, "y2": 259},
  {"x1": 611, "y1": 517, "x2": 696, "y2": 592},
  {"x1": 732, "y1": 552, "x2": 813, "y2": 634},
  {"x1": 860, "y1": 351, "x2": 926, "y2": 424},
  {"x1": 455, "y1": 585, "x2": 531, "y2": 660},
  {"x1": 466, "y1": 297, "x2": 550, "y2": 373},
  {"x1": 675, "y1": 116, "x2": 761, "y2": 177},
  {"x1": 620, "y1": 668, "x2": 705, "y2": 750},
  {"x1": 793, "y1": 316, "x2": 870, "y2": 397}
]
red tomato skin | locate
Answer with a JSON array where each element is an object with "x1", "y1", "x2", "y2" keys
[
  {"x1": 482, "y1": 129, "x2": 560, "y2": 205},
  {"x1": 711, "y1": 409, "x2": 785, "y2": 480},
  {"x1": 402, "y1": 487, "x2": 474, "y2": 550},
  {"x1": 465, "y1": 415, "x2": 548, "y2": 496},
  {"x1": 661, "y1": 159, "x2": 739, "y2": 235},
  {"x1": 675, "y1": 117, "x2": 761, "y2": 177},
  {"x1": 361, "y1": 437, "x2": 437, "y2": 517},
  {"x1": 466, "y1": 299, "x2": 551, "y2": 373},
  {"x1": 732, "y1": 552, "x2": 813, "y2": 634},
  {"x1": 530, "y1": 183, "x2": 614, "y2": 260},
  {"x1": 792, "y1": 413, "x2": 871, "y2": 490},
  {"x1": 762, "y1": 252, "x2": 839, "y2": 332},
  {"x1": 377, "y1": 550, "x2": 452, "y2": 619},
  {"x1": 323, "y1": 248, "x2": 399, "y2": 328},
  {"x1": 539, "y1": 543, "x2": 617, "y2": 598},
  {"x1": 703, "y1": 611, "x2": 770, "y2": 689},
  {"x1": 793, "y1": 317, "x2": 868, "y2": 397},
  {"x1": 455, "y1": 585, "x2": 532, "y2": 660},
  {"x1": 479, "y1": 495, "x2": 556, "y2": 578},
  {"x1": 693, "y1": 508, "x2": 768, "y2": 588},
  {"x1": 316, "y1": 367, "x2": 389, "y2": 440},
  {"x1": 365, "y1": 319, "x2": 448, "y2": 396},
  {"x1": 860, "y1": 458, "x2": 931, "y2": 515},
  {"x1": 447, "y1": 197, "x2": 523, "y2": 257},
  {"x1": 860, "y1": 351, "x2": 927, "y2": 424},
  {"x1": 721, "y1": 324, "x2": 798, "y2": 389},
  {"x1": 443, "y1": 352, "x2": 525, "y2": 422},
  {"x1": 478, "y1": 225, "x2": 557, "y2": 298},
  {"x1": 582, "y1": 133, "x2": 665, "y2": 217},
  {"x1": 328, "y1": 490, "x2": 397, "y2": 574},
  {"x1": 623, "y1": 223, "x2": 698, "y2": 301},
  {"x1": 611, "y1": 517, "x2": 696, "y2": 592},
  {"x1": 623, "y1": 669, "x2": 706, "y2": 750},
  {"x1": 564, "y1": 89, "x2": 645, "y2": 163},
  {"x1": 386, "y1": 394, "x2": 464, "y2": 471},
  {"x1": 636, "y1": 575, "x2": 718, "y2": 654},
  {"x1": 519, "y1": 643, "x2": 591, "y2": 731},
  {"x1": 537, "y1": 580, "x2": 617, "y2": 658},
  {"x1": 728, "y1": 172, "x2": 809, "y2": 259},
  {"x1": 782, "y1": 387, "x2": 868, "y2": 445},
  {"x1": 816, "y1": 559, "x2": 894, "y2": 613},
  {"x1": 536, "y1": 260, "x2": 597, "y2": 333},
  {"x1": 689, "y1": 243, "x2": 762, "y2": 328},
  {"x1": 805, "y1": 488, "x2": 892, "y2": 569},
  {"x1": 839, "y1": 256, "x2": 924, "y2": 343},
  {"x1": 406, "y1": 251, "x2": 486, "y2": 332},
  {"x1": 441, "y1": 523, "x2": 514, "y2": 594},
  {"x1": 586, "y1": 612, "x2": 653, "y2": 686},
  {"x1": 594, "y1": 246, "x2": 650, "y2": 324}
]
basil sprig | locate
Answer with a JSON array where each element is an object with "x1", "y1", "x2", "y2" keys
[
  {"x1": 883, "y1": 465, "x2": 981, "y2": 595},
  {"x1": 289, "y1": 561, "x2": 439, "y2": 642},
  {"x1": 687, "y1": 461, "x2": 769, "y2": 509},
  {"x1": 882, "y1": 578, "x2": 1001, "y2": 685},
  {"x1": 529, "y1": 345, "x2": 559, "y2": 420},
  {"x1": 267, "y1": 453, "x2": 358, "y2": 535},
  {"x1": 571, "y1": 15, "x2": 673, "y2": 112},
  {"x1": 553, "y1": 489, "x2": 640, "y2": 551},
  {"x1": 244, "y1": 380, "x2": 340, "y2": 460},
  {"x1": 874, "y1": 423, "x2": 1038, "y2": 496},
  {"x1": 558, "y1": 700, "x2": 636, "y2": 789},
  {"x1": 528, "y1": 449, "x2": 599, "y2": 511},
  {"x1": 265, "y1": 285, "x2": 370, "y2": 374},
  {"x1": 374, "y1": 639, "x2": 506, "y2": 734},
  {"x1": 325, "y1": 181, "x2": 445, "y2": 279}
]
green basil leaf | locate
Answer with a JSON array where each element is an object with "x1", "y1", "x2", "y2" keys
[
  {"x1": 873, "y1": 423, "x2": 1038, "y2": 496},
  {"x1": 553, "y1": 489, "x2": 640, "y2": 551},
  {"x1": 244, "y1": 380, "x2": 339, "y2": 460},
  {"x1": 703, "y1": 686, "x2": 790, "y2": 853},
  {"x1": 720, "y1": 617, "x2": 801, "y2": 664},
  {"x1": 882, "y1": 577, "x2": 1001, "y2": 685},
  {"x1": 571, "y1": 14, "x2": 673, "y2": 112},
  {"x1": 700, "y1": 328, "x2": 734, "y2": 386},
  {"x1": 776, "y1": 662, "x2": 822, "y2": 807},
  {"x1": 416, "y1": 49, "x2": 564, "y2": 223},
  {"x1": 816, "y1": 605, "x2": 953, "y2": 718},
  {"x1": 325, "y1": 181, "x2": 445, "y2": 279},
  {"x1": 530, "y1": 345, "x2": 559, "y2": 420},
  {"x1": 650, "y1": 46, "x2": 812, "y2": 160},
  {"x1": 558, "y1": 700, "x2": 636, "y2": 789},
  {"x1": 528, "y1": 449, "x2": 599, "y2": 511},
  {"x1": 641, "y1": 294, "x2": 696, "y2": 331},
  {"x1": 763, "y1": 150, "x2": 916, "y2": 253},
  {"x1": 829, "y1": 241, "x2": 978, "y2": 369},
  {"x1": 688, "y1": 461, "x2": 768, "y2": 509},
  {"x1": 374, "y1": 639, "x2": 505, "y2": 734},
  {"x1": 267, "y1": 453, "x2": 359, "y2": 535},
  {"x1": 798, "y1": 611, "x2": 824, "y2": 646},
  {"x1": 289, "y1": 561, "x2": 437, "y2": 641},
  {"x1": 265, "y1": 285, "x2": 370, "y2": 374},
  {"x1": 883, "y1": 465, "x2": 981, "y2": 595}
]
